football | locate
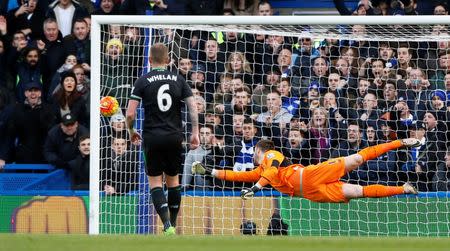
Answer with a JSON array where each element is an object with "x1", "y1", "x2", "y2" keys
[{"x1": 100, "y1": 96, "x2": 119, "y2": 117}]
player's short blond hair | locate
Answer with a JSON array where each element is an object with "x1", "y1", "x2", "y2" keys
[{"x1": 150, "y1": 43, "x2": 169, "y2": 64}]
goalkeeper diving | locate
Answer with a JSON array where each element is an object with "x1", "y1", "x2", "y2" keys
[{"x1": 192, "y1": 138, "x2": 420, "y2": 202}]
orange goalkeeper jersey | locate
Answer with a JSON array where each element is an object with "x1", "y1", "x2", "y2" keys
[
  {"x1": 215, "y1": 150, "x2": 303, "y2": 196},
  {"x1": 215, "y1": 150, "x2": 348, "y2": 202}
]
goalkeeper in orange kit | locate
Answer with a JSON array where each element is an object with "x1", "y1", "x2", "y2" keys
[{"x1": 192, "y1": 139, "x2": 419, "y2": 203}]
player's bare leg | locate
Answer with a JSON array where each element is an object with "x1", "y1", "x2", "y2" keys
[
  {"x1": 343, "y1": 138, "x2": 420, "y2": 173},
  {"x1": 166, "y1": 174, "x2": 181, "y2": 231},
  {"x1": 148, "y1": 175, "x2": 174, "y2": 235},
  {"x1": 343, "y1": 183, "x2": 418, "y2": 200}
]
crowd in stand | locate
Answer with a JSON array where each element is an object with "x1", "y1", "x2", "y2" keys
[{"x1": 0, "y1": 0, "x2": 449, "y2": 194}]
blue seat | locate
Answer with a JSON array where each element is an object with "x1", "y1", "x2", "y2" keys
[{"x1": 0, "y1": 164, "x2": 71, "y2": 192}]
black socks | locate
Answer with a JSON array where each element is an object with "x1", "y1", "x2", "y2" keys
[
  {"x1": 168, "y1": 185, "x2": 182, "y2": 227},
  {"x1": 150, "y1": 187, "x2": 171, "y2": 230}
]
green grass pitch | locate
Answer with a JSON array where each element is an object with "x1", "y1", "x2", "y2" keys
[{"x1": 1, "y1": 234, "x2": 449, "y2": 251}]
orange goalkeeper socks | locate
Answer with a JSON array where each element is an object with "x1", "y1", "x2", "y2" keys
[
  {"x1": 357, "y1": 140, "x2": 403, "y2": 162},
  {"x1": 363, "y1": 185, "x2": 404, "y2": 198}
]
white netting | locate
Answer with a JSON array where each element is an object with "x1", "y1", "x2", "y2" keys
[{"x1": 95, "y1": 20, "x2": 450, "y2": 236}]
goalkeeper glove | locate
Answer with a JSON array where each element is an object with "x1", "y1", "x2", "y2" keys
[
  {"x1": 191, "y1": 161, "x2": 213, "y2": 175},
  {"x1": 240, "y1": 185, "x2": 261, "y2": 200}
]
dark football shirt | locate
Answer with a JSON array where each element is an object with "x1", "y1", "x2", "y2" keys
[{"x1": 130, "y1": 68, "x2": 192, "y2": 138}]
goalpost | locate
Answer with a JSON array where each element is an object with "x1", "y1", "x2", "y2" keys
[{"x1": 90, "y1": 15, "x2": 450, "y2": 236}]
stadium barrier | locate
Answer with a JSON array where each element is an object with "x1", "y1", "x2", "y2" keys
[{"x1": 1, "y1": 191, "x2": 448, "y2": 236}]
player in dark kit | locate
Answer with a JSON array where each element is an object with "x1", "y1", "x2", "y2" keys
[{"x1": 126, "y1": 43, "x2": 200, "y2": 235}]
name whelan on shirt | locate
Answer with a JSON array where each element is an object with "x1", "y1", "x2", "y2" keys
[{"x1": 147, "y1": 74, "x2": 178, "y2": 83}]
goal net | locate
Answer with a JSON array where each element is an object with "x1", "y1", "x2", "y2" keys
[{"x1": 90, "y1": 16, "x2": 450, "y2": 236}]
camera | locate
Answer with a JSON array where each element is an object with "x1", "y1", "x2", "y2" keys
[
  {"x1": 411, "y1": 79, "x2": 421, "y2": 86},
  {"x1": 24, "y1": 0, "x2": 29, "y2": 6}
]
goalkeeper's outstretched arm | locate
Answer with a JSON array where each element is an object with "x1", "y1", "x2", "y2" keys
[
  {"x1": 192, "y1": 162, "x2": 267, "y2": 200},
  {"x1": 191, "y1": 161, "x2": 261, "y2": 183}
]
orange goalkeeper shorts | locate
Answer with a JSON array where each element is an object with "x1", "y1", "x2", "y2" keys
[{"x1": 301, "y1": 157, "x2": 348, "y2": 203}]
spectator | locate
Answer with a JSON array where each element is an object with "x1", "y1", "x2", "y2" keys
[
  {"x1": 364, "y1": 125, "x2": 398, "y2": 185},
  {"x1": 6, "y1": 81, "x2": 56, "y2": 164},
  {"x1": 300, "y1": 57, "x2": 329, "y2": 96},
  {"x1": 380, "y1": 80, "x2": 399, "y2": 111},
  {"x1": 203, "y1": 38, "x2": 225, "y2": 102},
  {"x1": 100, "y1": 112, "x2": 128, "y2": 153},
  {"x1": 6, "y1": 0, "x2": 45, "y2": 40},
  {"x1": 223, "y1": 112, "x2": 246, "y2": 146},
  {"x1": 257, "y1": 0, "x2": 273, "y2": 16},
  {"x1": 211, "y1": 73, "x2": 233, "y2": 112},
  {"x1": 72, "y1": 64, "x2": 90, "y2": 111},
  {"x1": 331, "y1": 121, "x2": 369, "y2": 184},
  {"x1": 282, "y1": 126, "x2": 312, "y2": 166},
  {"x1": 224, "y1": 51, "x2": 254, "y2": 89},
  {"x1": 217, "y1": 30, "x2": 246, "y2": 57},
  {"x1": 349, "y1": 78, "x2": 370, "y2": 109},
  {"x1": 327, "y1": 72, "x2": 349, "y2": 108},
  {"x1": 202, "y1": 126, "x2": 228, "y2": 188},
  {"x1": 340, "y1": 46, "x2": 361, "y2": 89},
  {"x1": 0, "y1": 86, "x2": 13, "y2": 168},
  {"x1": 46, "y1": 0, "x2": 89, "y2": 37},
  {"x1": 93, "y1": 0, "x2": 120, "y2": 15},
  {"x1": 388, "y1": 100, "x2": 417, "y2": 140},
  {"x1": 415, "y1": 111, "x2": 447, "y2": 191},
  {"x1": 333, "y1": 0, "x2": 375, "y2": 16},
  {"x1": 223, "y1": 117, "x2": 259, "y2": 189},
  {"x1": 358, "y1": 58, "x2": 386, "y2": 86},
  {"x1": 227, "y1": 117, "x2": 259, "y2": 172},
  {"x1": 7, "y1": 31, "x2": 28, "y2": 69},
  {"x1": 101, "y1": 135, "x2": 138, "y2": 195},
  {"x1": 44, "y1": 112, "x2": 89, "y2": 169},
  {"x1": 188, "y1": 63, "x2": 206, "y2": 94},
  {"x1": 430, "y1": 49, "x2": 450, "y2": 90},
  {"x1": 359, "y1": 92, "x2": 381, "y2": 128},
  {"x1": 101, "y1": 38, "x2": 134, "y2": 109},
  {"x1": 122, "y1": 26, "x2": 145, "y2": 79},
  {"x1": 293, "y1": 36, "x2": 314, "y2": 78},
  {"x1": 223, "y1": 86, "x2": 257, "y2": 136},
  {"x1": 182, "y1": 124, "x2": 214, "y2": 189},
  {"x1": 276, "y1": 77, "x2": 300, "y2": 117},
  {"x1": 252, "y1": 69, "x2": 280, "y2": 109},
  {"x1": 428, "y1": 89, "x2": 448, "y2": 114},
  {"x1": 275, "y1": 47, "x2": 301, "y2": 95},
  {"x1": 404, "y1": 67, "x2": 431, "y2": 119},
  {"x1": 177, "y1": 56, "x2": 192, "y2": 81},
  {"x1": 119, "y1": 0, "x2": 150, "y2": 15},
  {"x1": 63, "y1": 18, "x2": 90, "y2": 67},
  {"x1": 0, "y1": 16, "x2": 8, "y2": 88},
  {"x1": 68, "y1": 134, "x2": 90, "y2": 190},
  {"x1": 396, "y1": 43, "x2": 416, "y2": 78},
  {"x1": 298, "y1": 82, "x2": 321, "y2": 120},
  {"x1": 433, "y1": 151, "x2": 450, "y2": 191},
  {"x1": 334, "y1": 57, "x2": 357, "y2": 88},
  {"x1": 300, "y1": 107, "x2": 332, "y2": 163},
  {"x1": 433, "y1": 2, "x2": 449, "y2": 15},
  {"x1": 203, "y1": 108, "x2": 222, "y2": 128},
  {"x1": 14, "y1": 47, "x2": 43, "y2": 103},
  {"x1": 51, "y1": 71, "x2": 88, "y2": 126},
  {"x1": 340, "y1": 25, "x2": 377, "y2": 59},
  {"x1": 32, "y1": 18, "x2": 66, "y2": 99},
  {"x1": 255, "y1": 90, "x2": 293, "y2": 147},
  {"x1": 48, "y1": 53, "x2": 77, "y2": 96}
]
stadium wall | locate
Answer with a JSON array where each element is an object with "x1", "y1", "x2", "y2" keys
[
  {"x1": 280, "y1": 195, "x2": 450, "y2": 237},
  {"x1": 1, "y1": 194, "x2": 449, "y2": 236}
]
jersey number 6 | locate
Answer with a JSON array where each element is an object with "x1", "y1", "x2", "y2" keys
[{"x1": 157, "y1": 84, "x2": 172, "y2": 112}]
